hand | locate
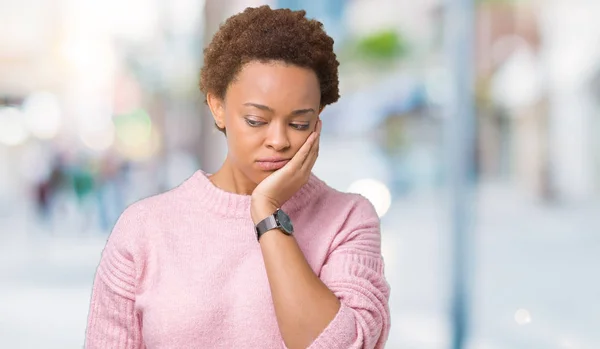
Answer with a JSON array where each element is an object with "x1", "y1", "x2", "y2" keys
[{"x1": 251, "y1": 119, "x2": 322, "y2": 224}]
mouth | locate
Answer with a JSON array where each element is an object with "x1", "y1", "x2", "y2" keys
[{"x1": 255, "y1": 158, "x2": 290, "y2": 171}]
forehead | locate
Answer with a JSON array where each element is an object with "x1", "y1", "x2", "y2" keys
[{"x1": 226, "y1": 61, "x2": 321, "y2": 107}]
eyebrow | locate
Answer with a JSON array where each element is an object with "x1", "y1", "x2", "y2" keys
[{"x1": 243, "y1": 102, "x2": 315, "y2": 116}]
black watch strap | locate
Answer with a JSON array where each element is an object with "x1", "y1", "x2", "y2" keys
[
  {"x1": 255, "y1": 209, "x2": 294, "y2": 241},
  {"x1": 256, "y1": 214, "x2": 278, "y2": 241}
]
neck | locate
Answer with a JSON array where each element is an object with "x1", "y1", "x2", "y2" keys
[{"x1": 209, "y1": 158, "x2": 257, "y2": 195}]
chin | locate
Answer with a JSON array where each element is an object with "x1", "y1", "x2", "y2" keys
[
  {"x1": 236, "y1": 163, "x2": 276, "y2": 188},
  {"x1": 253, "y1": 170, "x2": 272, "y2": 183},
  {"x1": 240, "y1": 166, "x2": 267, "y2": 185}
]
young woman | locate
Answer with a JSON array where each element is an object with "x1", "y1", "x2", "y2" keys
[{"x1": 85, "y1": 6, "x2": 390, "y2": 349}]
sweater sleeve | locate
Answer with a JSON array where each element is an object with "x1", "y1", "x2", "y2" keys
[
  {"x1": 85, "y1": 207, "x2": 145, "y2": 349},
  {"x1": 309, "y1": 196, "x2": 391, "y2": 349}
]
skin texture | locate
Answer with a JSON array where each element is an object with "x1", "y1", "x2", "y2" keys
[{"x1": 206, "y1": 61, "x2": 341, "y2": 349}]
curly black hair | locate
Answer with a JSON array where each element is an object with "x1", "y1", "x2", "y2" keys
[{"x1": 199, "y1": 5, "x2": 340, "y2": 132}]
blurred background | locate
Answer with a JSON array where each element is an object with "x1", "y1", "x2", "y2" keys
[{"x1": 1, "y1": 0, "x2": 599, "y2": 348}]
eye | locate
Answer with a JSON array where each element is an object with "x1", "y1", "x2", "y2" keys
[
  {"x1": 244, "y1": 117, "x2": 265, "y2": 127},
  {"x1": 290, "y1": 123, "x2": 310, "y2": 131}
]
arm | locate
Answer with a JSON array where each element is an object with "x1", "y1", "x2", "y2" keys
[
  {"x1": 85, "y1": 210, "x2": 144, "y2": 349},
  {"x1": 255, "y1": 205, "x2": 340, "y2": 349},
  {"x1": 254, "y1": 197, "x2": 391, "y2": 349}
]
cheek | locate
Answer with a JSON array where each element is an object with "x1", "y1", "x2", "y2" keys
[
  {"x1": 225, "y1": 119, "x2": 262, "y2": 156},
  {"x1": 292, "y1": 133, "x2": 311, "y2": 151}
]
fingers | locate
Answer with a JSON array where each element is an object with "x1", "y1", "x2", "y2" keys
[
  {"x1": 301, "y1": 119, "x2": 321, "y2": 173},
  {"x1": 284, "y1": 119, "x2": 321, "y2": 175},
  {"x1": 286, "y1": 127, "x2": 317, "y2": 170}
]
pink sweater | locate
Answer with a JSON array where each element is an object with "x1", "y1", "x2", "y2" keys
[{"x1": 85, "y1": 170, "x2": 391, "y2": 348}]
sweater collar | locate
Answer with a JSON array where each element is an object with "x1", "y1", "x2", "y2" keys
[{"x1": 190, "y1": 170, "x2": 325, "y2": 219}]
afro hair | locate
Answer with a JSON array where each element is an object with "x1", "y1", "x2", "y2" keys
[{"x1": 199, "y1": 5, "x2": 340, "y2": 112}]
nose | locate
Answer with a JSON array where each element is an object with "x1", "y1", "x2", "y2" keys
[{"x1": 265, "y1": 122, "x2": 290, "y2": 152}]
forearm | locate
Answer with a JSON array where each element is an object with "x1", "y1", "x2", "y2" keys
[
  {"x1": 250, "y1": 192, "x2": 391, "y2": 349},
  {"x1": 258, "y1": 229, "x2": 340, "y2": 349}
]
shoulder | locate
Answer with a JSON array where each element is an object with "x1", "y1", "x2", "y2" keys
[
  {"x1": 316, "y1": 179, "x2": 379, "y2": 223},
  {"x1": 303, "y1": 177, "x2": 381, "y2": 247},
  {"x1": 119, "y1": 173, "x2": 197, "y2": 222},
  {"x1": 312, "y1": 179, "x2": 383, "y2": 258},
  {"x1": 108, "y1": 175, "x2": 195, "y2": 245}
]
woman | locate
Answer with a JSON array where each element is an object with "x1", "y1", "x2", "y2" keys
[{"x1": 86, "y1": 5, "x2": 390, "y2": 349}]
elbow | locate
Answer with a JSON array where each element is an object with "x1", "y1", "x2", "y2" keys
[{"x1": 305, "y1": 302, "x2": 390, "y2": 349}]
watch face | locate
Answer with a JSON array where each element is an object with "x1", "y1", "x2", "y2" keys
[{"x1": 276, "y1": 209, "x2": 294, "y2": 234}]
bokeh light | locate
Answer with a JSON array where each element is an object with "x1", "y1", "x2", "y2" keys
[
  {"x1": 22, "y1": 92, "x2": 62, "y2": 140},
  {"x1": 113, "y1": 109, "x2": 160, "y2": 160},
  {"x1": 347, "y1": 178, "x2": 392, "y2": 217},
  {"x1": 0, "y1": 107, "x2": 29, "y2": 146},
  {"x1": 514, "y1": 309, "x2": 532, "y2": 325},
  {"x1": 80, "y1": 122, "x2": 116, "y2": 152},
  {"x1": 114, "y1": 109, "x2": 152, "y2": 147}
]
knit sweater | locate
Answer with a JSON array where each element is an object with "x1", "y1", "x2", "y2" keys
[{"x1": 85, "y1": 170, "x2": 391, "y2": 348}]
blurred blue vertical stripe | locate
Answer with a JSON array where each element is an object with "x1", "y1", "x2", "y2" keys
[{"x1": 444, "y1": 0, "x2": 476, "y2": 349}]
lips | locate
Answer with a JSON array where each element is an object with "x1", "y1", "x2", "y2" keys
[{"x1": 256, "y1": 158, "x2": 290, "y2": 171}]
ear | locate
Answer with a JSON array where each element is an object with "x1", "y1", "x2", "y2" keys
[{"x1": 206, "y1": 93, "x2": 226, "y2": 129}]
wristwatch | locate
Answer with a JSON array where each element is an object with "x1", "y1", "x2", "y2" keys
[{"x1": 255, "y1": 208, "x2": 294, "y2": 241}]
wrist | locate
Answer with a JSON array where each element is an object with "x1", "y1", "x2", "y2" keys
[{"x1": 251, "y1": 201, "x2": 278, "y2": 225}]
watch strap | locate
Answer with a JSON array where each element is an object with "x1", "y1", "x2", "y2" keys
[{"x1": 256, "y1": 214, "x2": 278, "y2": 241}]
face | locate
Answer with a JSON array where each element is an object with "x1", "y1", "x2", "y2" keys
[{"x1": 207, "y1": 61, "x2": 321, "y2": 184}]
